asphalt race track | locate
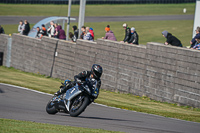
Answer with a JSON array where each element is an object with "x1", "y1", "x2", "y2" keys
[
  {"x1": 0, "y1": 15, "x2": 193, "y2": 25},
  {"x1": 0, "y1": 83, "x2": 200, "y2": 133}
]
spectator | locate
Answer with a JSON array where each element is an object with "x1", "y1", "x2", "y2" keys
[
  {"x1": 36, "y1": 27, "x2": 42, "y2": 39},
  {"x1": 23, "y1": 20, "x2": 30, "y2": 36},
  {"x1": 57, "y1": 25, "x2": 66, "y2": 40},
  {"x1": 54, "y1": 23, "x2": 59, "y2": 38},
  {"x1": 190, "y1": 27, "x2": 200, "y2": 48},
  {"x1": 72, "y1": 25, "x2": 78, "y2": 42},
  {"x1": 18, "y1": 20, "x2": 24, "y2": 34},
  {"x1": 192, "y1": 35, "x2": 200, "y2": 50},
  {"x1": 102, "y1": 25, "x2": 117, "y2": 41},
  {"x1": 83, "y1": 27, "x2": 93, "y2": 41},
  {"x1": 47, "y1": 21, "x2": 55, "y2": 38},
  {"x1": 40, "y1": 24, "x2": 47, "y2": 38},
  {"x1": 127, "y1": 27, "x2": 139, "y2": 45},
  {"x1": 0, "y1": 25, "x2": 5, "y2": 34},
  {"x1": 80, "y1": 26, "x2": 86, "y2": 39},
  {"x1": 69, "y1": 32, "x2": 74, "y2": 42},
  {"x1": 162, "y1": 30, "x2": 182, "y2": 47},
  {"x1": 122, "y1": 23, "x2": 131, "y2": 43},
  {"x1": 89, "y1": 28, "x2": 94, "y2": 40}
]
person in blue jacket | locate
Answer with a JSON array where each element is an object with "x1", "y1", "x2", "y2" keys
[{"x1": 190, "y1": 27, "x2": 200, "y2": 48}]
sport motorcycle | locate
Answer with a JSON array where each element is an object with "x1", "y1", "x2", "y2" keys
[{"x1": 46, "y1": 80, "x2": 98, "y2": 117}]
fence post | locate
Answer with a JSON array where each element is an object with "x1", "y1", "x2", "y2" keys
[{"x1": 6, "y1": 36, "x2": 12, "y2": 67}]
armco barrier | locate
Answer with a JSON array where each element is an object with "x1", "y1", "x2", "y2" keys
[{"x1": 0, "y1": 34, "x2": 200, "y2": 108}]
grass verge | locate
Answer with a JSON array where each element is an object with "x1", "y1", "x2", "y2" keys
[
  {"x1": 0, "y1": 3, "x2": 195, "y2": 16},
  {"x1": 0, "y1": 66, "x2": 200, "y2": 122},
  {"x1": 0, "y1": 118, "x2": 121, "y2": 133}
]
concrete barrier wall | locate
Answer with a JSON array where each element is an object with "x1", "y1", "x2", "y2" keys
[
  {"x1": 52, "y1": 39, "x2": 76, "y2": 80},
  {"x1": 11, "y1": 34, "x2": 58, "y2": 76},
  {"x1": 0, "y1": 34, "x2": 9, "y2": 65},
  {"x1": 96, "y1": 39, "x2": 147, "y2": 95},
  {"x1": 145, "y1": 42, "x2": 200, "y2": 107},
  {"x1": 0, "y1": 34, "x2": 200, "y2": 108}
]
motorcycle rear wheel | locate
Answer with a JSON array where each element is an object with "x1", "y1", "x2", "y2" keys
[
  {"x1": 46, "y1": 101, "x2": 58, "y2": 114},
  {"x1": 69, "y1": 95, "x2": 90, "y2": 117}
]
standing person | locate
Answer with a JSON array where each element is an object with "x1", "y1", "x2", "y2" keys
[
  {"x1": 47, "y1": 21, "x2": 55, "y2": 38},
  {"x1": 0, "y1": 25, "x2": 5, "y2": 34},
  {"x1": 102, "y1": 25, "x2": 117, "y2": 41},
  {"x1": 57, "y1": 25, "x2": 66, "y2": 40},
  {"x1": 192, "y1": 36, "x2": 200, "y2": 50},
  {"x1": 69, "y1": 32, "x2": 74, "y2": 42},
  {"x1": 190, "y1": 27, "x2": 200, "y2": 48},
  {"x1": 127, "y1": 27, "x2": 139, "y2": 45},
  {"x1": 80, "y1": 26, "x2": 86, "y2": 39},
  {"x1": 84, "y1": 27, "x2": 93, "y2": 41},
  {"x1": 23, "y1": 20, "x2": 30, "y2": 36},
  {"x1": 162, "y1": 30, "x2": 182, "y2": 47},
  {"x1": 89, "y1": 28, "x2": 94, "y2": 40},
  {"x1": 40, "y1": 24, "x2": 47, "y2": 38},
  {"x1": 54, "y1": 23, "x2": 59, "y2": 38},
  {"x1": 122, "y1": 23, "x2": 131, "y2": 43},
  {"x1": 18, "y1": 20, "x2": 24, "y2": 34},
  {"x1": 72, "y1": 25, "x2": 78, "y2": 42},
  {"x1": 36, "y1": 27, "x2": 41, "y2": 38}
]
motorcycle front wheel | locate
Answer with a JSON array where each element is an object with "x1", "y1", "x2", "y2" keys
[
  {"x1": 69, "y1": 95, "x2": 90, "y2": 117},
  {"x1": 46, "y1": 100, "x2": 58, "y2": 114}
]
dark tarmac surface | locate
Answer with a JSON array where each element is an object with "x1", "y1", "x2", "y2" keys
[
  {"x1": 1, "y1": 83, "x2": 200, "y2": 133},
  {"x1": 0, "y1": 15, "x2": 193, "y2": 25}
]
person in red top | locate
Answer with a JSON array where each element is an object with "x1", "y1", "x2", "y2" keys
[{"x1": 89, "y1": 28, "x2": 94, "y2": 40}]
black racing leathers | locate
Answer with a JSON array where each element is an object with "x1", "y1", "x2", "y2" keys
[
  {"x1": 128, "y1": 31, "x2": 139, "y2": 45},
  {"x1": 123, "y1": 27, "x2": 131, "y2": 42},
  {"x1": 56, "y1": 71, "x2": 101, "y2": 99},
  {"x1": 74, "y1": 71, "x2": 101, "y2": 98}
]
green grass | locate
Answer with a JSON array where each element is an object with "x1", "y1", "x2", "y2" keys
[
  {"x1": 0, "y1": 3, "x2": 195, "y2": 16},
  {"x1": 0, "y1": 66, "x2": 200, "y2": 123},
  {"x1": 0, "y1": 66, "x2": 62, "y2": 94},
  {"x1": 2, "y1": 20, "x2": 193, "y2": 47},
  {"x1": 0, "y1": 118, "x2": 121, "y2": 133}
]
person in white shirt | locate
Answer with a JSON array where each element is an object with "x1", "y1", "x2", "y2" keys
[
  {"x1": 18, "y1": 20, "x2": 24, "y2": 34},
  {"x1": 47, "y1": 21, "x2": 55, "y2": 37}
]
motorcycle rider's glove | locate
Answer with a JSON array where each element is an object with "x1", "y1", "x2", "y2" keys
[{"x1": 76, "y1": 78, "x2": 82, "y2": 84}]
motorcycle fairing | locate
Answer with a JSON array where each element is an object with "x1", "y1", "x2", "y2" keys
[{"x1": 64, "y1": 83, "x2": 82, "y2": 111}]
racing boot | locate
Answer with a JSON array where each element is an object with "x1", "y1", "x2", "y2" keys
[{"x1": 54, "y1": 81, "x2": 74, "y2": 96}]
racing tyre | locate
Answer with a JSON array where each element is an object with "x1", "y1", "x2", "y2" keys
[
  {"x1": 46, "y1": 101, "x2": 58, "y2": 114},
  {"x1": 69, "y1": 95, "x2": 90, "y2": 117}
]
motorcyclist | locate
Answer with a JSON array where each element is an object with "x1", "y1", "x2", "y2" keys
[{"x1": 54, "y1": 64, "x2": 103, "y2": 99}]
